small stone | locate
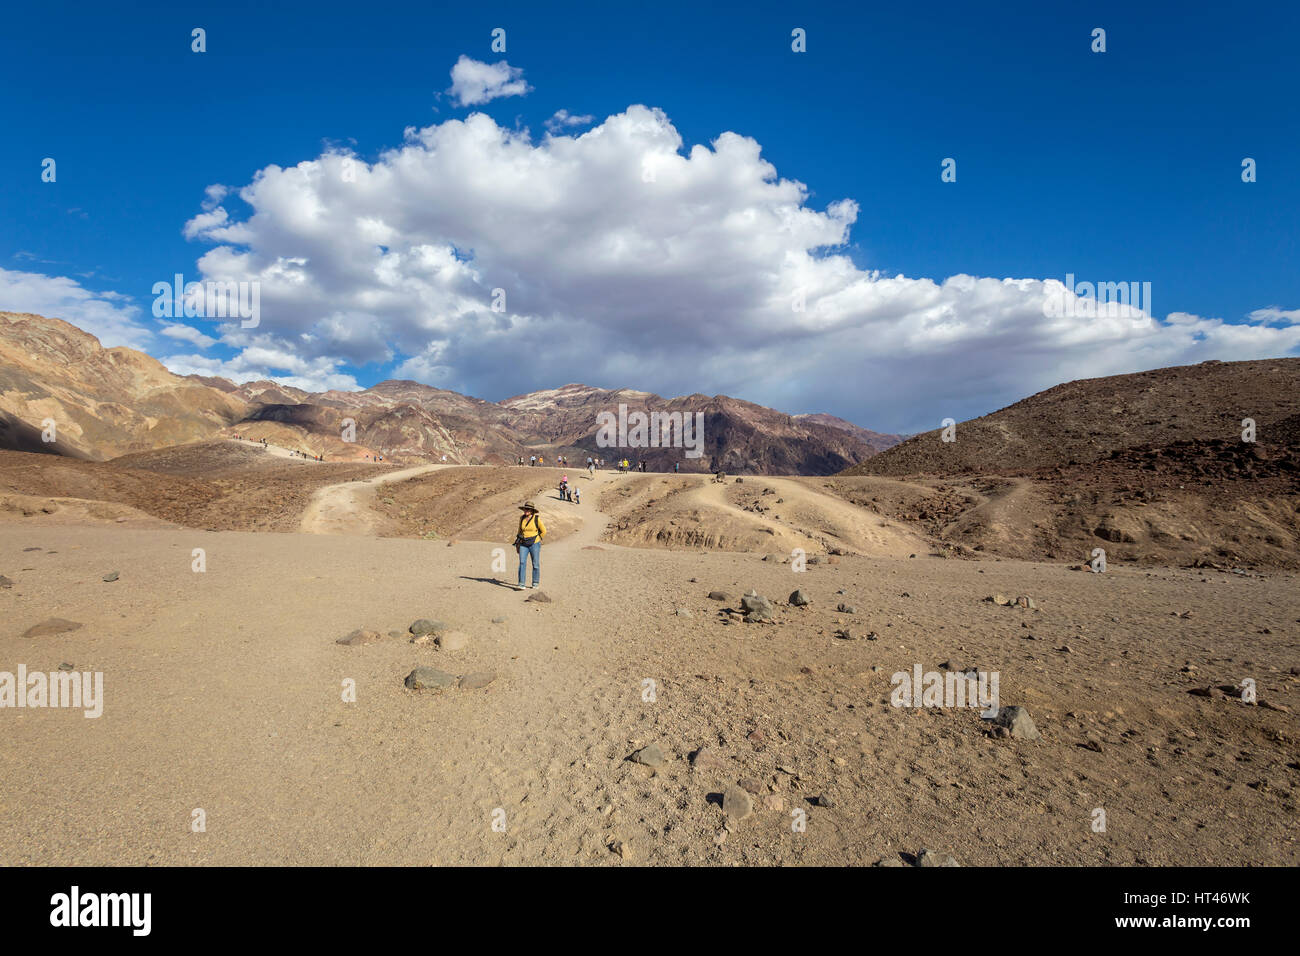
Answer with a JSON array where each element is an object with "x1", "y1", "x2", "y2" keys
[
  {"x1": 915, "y1": 849, "x2": 960, "y2": 867},
  {"x1": 738, "y1": 777, "x2": 763, "y2": 795},
  {"x1": 1016, "y1": 595, "x2": 1037, "y2": 610},
  {"x1": 674, "y1": 608, "x2": 693, "y2": 618},
  {"x1": 988, "y1": 594, "x2": 1012, "y2": 606},
  {"x1": 609, "y1": 839, "x2": 632, "y2": 860},
  {"x1": 987, "y1": 705, "x2": 1041, "y2": 740},
  {"x1": 458, "y1": 671, "x2": 496, "y2": 690},
  {"x1": 0, "y1": 575, "x2": 14, "y2": 589},
  {"x1": 23, "y1": 618, "x2": 83, "y2": 638},
  {"x1": 762, "y1": 793, "x2": 784, "y2": 812},
  {"x1": 57, "y1": 662, "x2": 75, "y2": 671},
  {"x1": 722, "y1": 785, "x2": 754, "y2": 821},
  {"x1": 836, "y1": 603, "x2": 856, "y2": 614},
  {"x1": 491, "y1": 616, "x2": 507, "y2": 624},
  {"x1": 525, "y1": 591, "x2": 552, "y2": 603},
  {"x1": 789, "y1": 589, "x2": 811, "y2": 607},
  {"x1": 631, "y1": 744, "x2": 666, "y2": 768},
  {"x1": 707, "y1": 591, "x2": 730, "y2": 601},
  {"x1": 690, "y1": 746, "x2": 725, "y2": 770},
  {"x1": 435, "y1": 630, "x2": 470, "y2": 651},
  {"x1": 409, "y1": 619, "x2": 446, "y2": 636},
  {"x1": 337, "y1": 628, "x2": 382, "y2": 646},
  {"x1": 102, "y1": 571, "x2": 119, "y2": 583},
  {"x1": 404, "y1": 667, "x2": 457, "y2": 691}
]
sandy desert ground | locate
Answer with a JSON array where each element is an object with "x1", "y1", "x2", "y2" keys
[{"x1": 1, "y1": 446, "x2": 1297, "y2": 866}]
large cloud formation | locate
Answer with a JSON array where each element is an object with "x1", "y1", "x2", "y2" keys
[{"x1": 175, "y1": 104, "x2": 1300, "y2": 431}]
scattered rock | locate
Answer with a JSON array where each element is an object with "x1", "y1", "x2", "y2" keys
[
  {"x1": 404, "y1": 667, "x2": 457, "y2": 691},
  {"x1": 987, "y1": 594, "x2": 1012, "y2": 606},
  {"x1": 808, "y1": 794, "x2": 835, "y2": 808},
  {"x1": 57, "y1": 662, "x2": 75, "y2": 672},
  {"x1": 738, "y1": 777, "x2": 763, "y2": 795},
  {"x1": 0, "y1": 575, "x2": 13, "y2": 589},
  {"x1": 525, "y1": 591, "x2": 552, "y2": 603},
  {"x1": 789, "y1": 589, "x2": 811, "y2": 607},
  {"x1": 836, "y1": 603, "x2": 856, "y2": 614},
  {"x1": 722, "y1": 785, "x2": 754, "y2": 821},
  {"x1": 337, "y1": 628, "x2": 382, "y2": 646},
  {"x1": 435, "y1": 630, "x2": 470, "y2": 651},
  {"x1": 409, "y1": 619, "x2": 446, "y2": 636},
  {"x1": 23, "y1": 618, "x2": 83, "y2": 638},
  {"x1": 1080, "y1": 738, "x2": 1104, "y2": 753},
  {"x1": 707, "y1": 590, "x2": 730, "y2": 601},
  {"x1": 674, "y1": 608, "x2": 693, "y2": 618},
  {"x1": 1016, "y1": 595, "x2": 1037, "y2": 610},
  {"x1": 102, "y1": 571, "x2": 119, "y2": 583},
  {"x1": 630, "y1": 744, "x2": 666, "y2": 768},
  {"x1": 762, "y1": 793, "x2": 784, "y2": 812},
  {"x1": 690, "y1": 746, "x2": 726, "y2": 771},
  {"x1": 986, "y1": 705, "x2": 1041, "y2": 740},
  {"x1": 609, "y1": 839, "x2": 632, "y2": 860},
  {"x1": 491, "y1": 616, "x2": 507, "y2": 624},
  {"x1": 874, "y1": 857, "x2": 909, "y2": 867},
  {"x1": 458, "y1": 671, "x2": 496, "y2": 690},
  {"x1": 915, "y1": 849, "x2": 961, "y2": 867}
]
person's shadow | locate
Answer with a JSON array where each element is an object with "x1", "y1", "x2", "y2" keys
[{"x1": 459, "y1": 575, "x2": 519, "y2": 589}]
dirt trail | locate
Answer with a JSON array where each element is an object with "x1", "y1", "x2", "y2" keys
[{"x1": 299, "y1": 464, "x2": 446, "y2": 535}]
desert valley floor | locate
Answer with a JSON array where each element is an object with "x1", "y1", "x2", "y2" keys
[{"x1": 1, "y1": 447, "x2": 1297, "y2": 866}]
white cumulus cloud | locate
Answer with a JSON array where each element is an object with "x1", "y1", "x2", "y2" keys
[
  {"x1": 175, "y1": 105, "x2": 1300, "y2": 431},
  {"x1": 447, "y1": 55, "x2": 532, "y2": 107}
]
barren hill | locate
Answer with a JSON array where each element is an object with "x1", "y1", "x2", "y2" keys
[{"x1": 845, "y1": 358, "x2": 1300, "y2": 477}]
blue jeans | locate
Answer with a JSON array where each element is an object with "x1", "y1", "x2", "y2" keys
[{"x1": 517, "y1": 540, "x2": 541, "y2": 586}]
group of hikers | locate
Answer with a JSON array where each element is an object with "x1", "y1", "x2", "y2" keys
[
  {"x1": 517, "y1": 454, "x2": 683, "y2": 475},
  {"x1": 557, "y1": 474, "x2": 580, "y2": 504}
]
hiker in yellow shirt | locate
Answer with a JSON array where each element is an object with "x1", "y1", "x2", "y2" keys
[{"x1": 514, "y1": 500, "x2": 546, "y2": 590}]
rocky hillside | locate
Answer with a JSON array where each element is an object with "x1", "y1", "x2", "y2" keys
[
  {"x1": 844, "y1": 358, "x2": 1300, "y2": 477},
  {"x1": 0, "y1": 312, "x2": 893, "y2": 474}
]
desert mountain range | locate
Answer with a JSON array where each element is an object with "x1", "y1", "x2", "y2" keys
[{"x1": 0, "y1": 311, "x2": 899, "y2": 474}]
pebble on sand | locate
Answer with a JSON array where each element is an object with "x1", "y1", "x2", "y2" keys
[
  {"x1": 722, "y1": 785, "x2": 754, "y2": 821},
  {"x1": 435, "y1": 630, "x2": 470, "y2": 651},
  {"x1": 986, "y1": 705, "x2": 1041, "y2": 740},
  {"x1": 525, "y1": 591, "x2": 552, "y2": 603},
  {"x1": 789, "y1": 589, "x2": 812, "y2": 607},
  {"x1": 23, "y1": 618, "x2": 83, "y2": 638},
  {"x1": 102, "y1": 571, "x2": 119, "y2": 583},
  {"x1": 409, "y1": 619, "x2": 447, "y2": 636},
  {"x1": 0, "y1": 575, "x2": 13, "y2": 589},
  {"x1": 337, "y1": 628, "x2": 382, "y2": 646},
  {"x1": 459, "y1": 671, "x2": 496, "y2": 690},
  {"x1": 404, "y1": 667, "x2": 457, "y2": 691},
  {"x1": 630, "y1": 744, "x2": 666, "y2": 768}
]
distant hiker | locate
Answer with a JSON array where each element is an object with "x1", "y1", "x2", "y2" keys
[
  {"x1": 559, "y1": 474, "x2": 568, "y2": 498},
  {"x1": 513, "y1": 501, "x2": 545, "y2": 590},
  {"x1": 530, "y1": 455, "x2": 536, "y2": 467},
  {"x1": 572, "y1": 486, "x2": 580, "y2": 504},
  {"x1": 674, "y1": 462, "x2": 680, "y2": 474}
]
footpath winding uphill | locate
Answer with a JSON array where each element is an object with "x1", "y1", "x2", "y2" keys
[{"x1": 298, "y1": 464, "x2": 447, "y2": 535}]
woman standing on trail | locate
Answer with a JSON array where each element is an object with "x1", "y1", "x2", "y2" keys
[{"x1": 513, "y1": 501, "x2": 546, "y2": 590}]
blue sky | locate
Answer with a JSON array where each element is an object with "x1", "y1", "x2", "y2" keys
[{"x1": 2, "y1": 0, "x2": 1297, "y2": 432}]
